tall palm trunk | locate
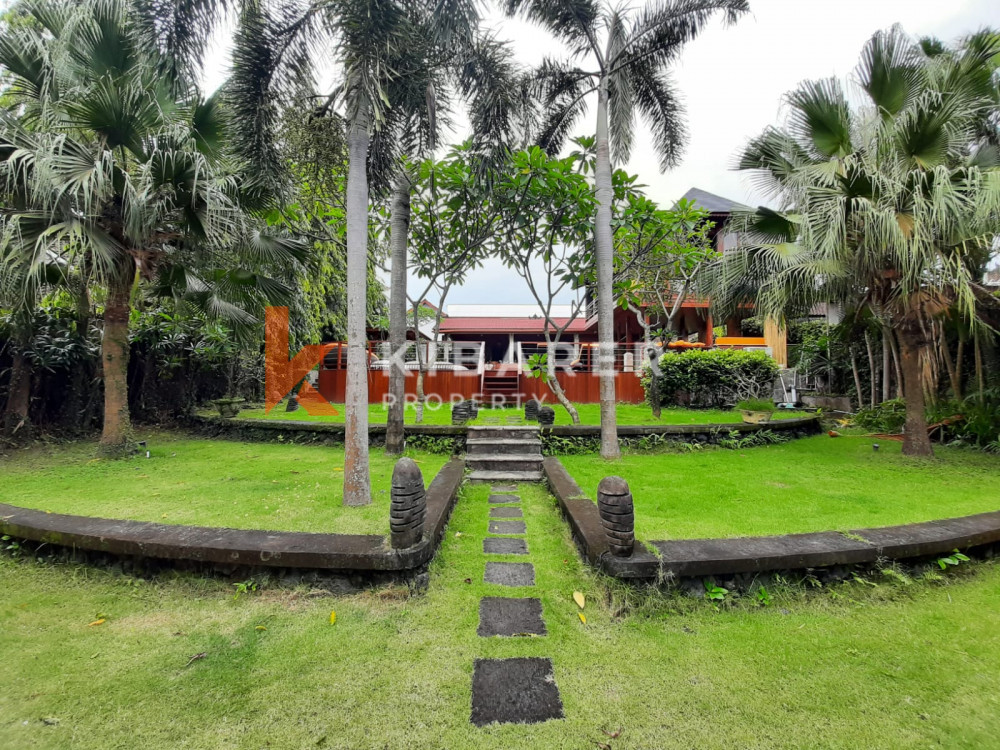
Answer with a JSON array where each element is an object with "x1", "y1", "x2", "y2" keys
[
  {"x1": 343, "y1": 100, "x2": 372, "y2": 506},
  {"x1": 385, "y1": 173, "x2": 411, "y2": 455},
  {"x1": 3, "y1": 350, "x2": 32, "y2": 436},
  {"x1": 98, "y1": 258, "x2": 135, "y2": 455},
  {"x1": 864, "y1": 330, "x2": 877, "y2": 408},
  {"x1": 881, "y1": 328, "x2": 891, "y2": 402},
  {"x1": 594, "y1": 81, "x2": 620, "y2": 459},
  {"x1": 896, "y1": 327, "x2": 933, "y2": 457}
]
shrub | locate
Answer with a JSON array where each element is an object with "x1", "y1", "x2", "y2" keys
[
  {"x1": 641, "y1": 349, "x2": 779, "y2": 408},
  {"x1": 853, "y1": 399, "x2": 907, "y2": 433}
]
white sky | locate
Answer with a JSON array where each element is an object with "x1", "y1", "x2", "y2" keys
[{"x1": 203, "y1": 0, "x2": 1000, "y2": 307}]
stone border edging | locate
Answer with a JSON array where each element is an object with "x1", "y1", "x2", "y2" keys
[
  {"x1": 0, "y1": 458, "x2": 465, "y2": 572},
  {"x1": 542, "y1": 456, "x2": 1000, "y2": 580},
  {"x1": 189, "y1": 413, "x2": 821, "y2": 445},
  {"x1": 546, "y1": 415, "x2": 820, "y2": 437}
]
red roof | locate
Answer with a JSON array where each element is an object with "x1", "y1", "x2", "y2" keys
[{"x1": 439, "y1": 316, "x2": 592, "y2": 334}]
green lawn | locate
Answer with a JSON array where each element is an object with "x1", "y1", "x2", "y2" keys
[
  {"x1": 1, "y1": 431, "x2": 447, "y2": 535},
  {"x1": 235, "y1": 400, "x2": 809, "y2": 426},
  {"x1": 562, "y1": 435, "x2": 1000, "y2": 541},
  {"x1": 2, "y1": 482, "x2": 999, "y2": 748}
]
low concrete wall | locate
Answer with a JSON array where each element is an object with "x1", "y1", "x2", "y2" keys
[
  {"x1": 543, "y1": 456, "x2": 1000, "y2": 582},
  {"x1": 0, "y1": 459, "x2": 466, "y2": 575}
]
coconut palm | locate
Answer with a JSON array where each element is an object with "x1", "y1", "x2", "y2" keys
[
  {"x1": 505, "y1": 0, "x2": 749, "y2": 459},
  {"x1": 706, "y1": 27, "x2": 1000, "y2": 456},
  {"x1": 0, "y1": 0, "x2": 305, "y2": 455}
]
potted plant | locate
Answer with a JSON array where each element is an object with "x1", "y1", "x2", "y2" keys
[
  {"x1": 737, "y1": 398, "x2": 775, "y2": 424},
  {"x1": 213, "y1": 397, "x2": 245, "y2": 418}
]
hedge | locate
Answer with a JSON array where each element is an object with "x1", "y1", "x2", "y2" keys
[{"x1": 641, "y1": 349, "x2": 779, "y2": 408}]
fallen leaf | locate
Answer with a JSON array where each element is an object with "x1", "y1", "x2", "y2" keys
[
  {"x1": 255, "y1": 626, "x2": 267, "y2": 632},
  {"x1": 455, "y1": 532, "x2": 463, "y2": 538},
  {"x1": 161, "y1": 514, "x2": 168, "y2": 519},
  {"x1": 88, "y1": 619, "x2": 105, "y2": 627},
  {"x1": 596, "y1": 743, "x2": 610, "y2": 750},
  {"x1": 578, "y1": 613, "x2": 587, "y2": 625},
  {"x1": 333, "y1": 467, "x2": 344, "y2": 472},
  {"x1": 41, "y1": 718, "x2": 59, "y2": 726},
  {"x1": 185, "y1": 652, "x2": 207, "y2": 667},
  {"x1": 573, "y1": 591, "x2": 585, "y2": 609},
  {"x1": 329, "y1": 611, "x2": 337, "y2": 625},
  {"x1": 603, "y1": 729, "x2": 622, "y2": 739},
  {"x1": 464, "y1": 578, "x2": 472, "y2": 584}
]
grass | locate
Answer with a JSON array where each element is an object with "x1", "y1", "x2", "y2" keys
[
  {"x1": 2, "y1": 481, "x2": 1000, "y2": 748},
  {"x1": 235, "y1": 400, "x2": 810, "y2": 426},
  {"x1": 0, "y1": 431, "x2": 448, "y2": 534},
  {"x1": 561, "y1": 435, "x2": 1000, "y2": 541}
]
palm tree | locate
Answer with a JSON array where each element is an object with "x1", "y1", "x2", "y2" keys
[
  {"x1": 382, "y1": 36, "x2": 531, "y2": 453},
  {"x1": 505, "y1": 0, "x2": 749, "y2": 459},
  {"x1": 0, "y1": 0, "x2": 304, "y2": 455},
  {"x1": 706, "y1": 27, "x2": 1000, "y2": 456}
]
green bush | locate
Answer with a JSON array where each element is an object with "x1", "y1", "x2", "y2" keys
[
  {"x1": 853, "y1": 399, "x2": 907, "y2": 433},
  {"x1": 641, "y1": 349, "x2": 779, "y2": 408}
]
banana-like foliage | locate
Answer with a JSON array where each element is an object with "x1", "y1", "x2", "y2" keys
[
  {"x1": 0, "y1": 0, "x2": 307, "y2": 451},
  {"x1": 704, "y1": 26, "x2": 1000, "y2": 456}
]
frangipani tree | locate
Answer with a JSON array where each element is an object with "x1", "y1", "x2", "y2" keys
[
  {"x1": 505, "y1": 0, "x2": 749, "y2": 458},
  {"x1": 706, "y1": 27, "x2": 1000, "y2": 456}
]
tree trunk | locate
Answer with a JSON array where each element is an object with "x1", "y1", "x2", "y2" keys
[
  {"x1": 343, "y1": 99, "x2": 372, "y2": 506},
  {"x1": 896, "y1": 328, "x2": 934, "y2": 457},
  {"x1": 849, "y1": 346, "x2": 864, "y2": 412},
  {"x1": 413, "y1": 307, "x2": 426, "y2": 424},
  {"x1": 593, "y1": 81, "x2": 620, "y2": 459},
  {"x1": 385, "y1": 173, "x2": 411, "y2": 455},
  {"x1": 546, "y1": 336, "x2": 580, "y2": 424},
  {"x1": 2, "y1": 350, "x2": 32, "y2": 437},
  {"x1": 881, "y1": 328, "x2": 891, "y2": 403},
  {"x1": 888, "y1": 332, "x2": 904, "y2": 399},
  {"x1": 974, "y1": 335, "x2": 984, "y2": 405},
  {"x1": 98, "y1": 259, "x2": 135, "y2": 456},
  {"x1": 864, "y1": 330, "x2": 877, "y2": 408}
]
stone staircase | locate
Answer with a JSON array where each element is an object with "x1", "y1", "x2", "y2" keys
[{"x1": 466, "y1": 425, "x2": 544, "y2": 483}]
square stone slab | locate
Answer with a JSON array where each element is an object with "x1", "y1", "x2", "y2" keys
[
  {"x1": 478, "y1": 597, "x2": 546, "y2": 637},
  {"x1": 490, "y1": 485, "x2": 518, "y2": 493},
  {"x1": 484, "y1": 562, "x2": 535, "y2": 587},
  {"x1": 471, "y1": 658, "x2": 564, "y2": 727},
  {"x1": 488, "y1": 520, "x2": 526, "y2": 535},
  {"x1": 488, "y1": 494, "x2": 520, "y2": 504},
  {"x1": 483, "y1": 538, "x2": 528, "y2": 555},
  {"x1": 489, "y1": 506, "x2": 523, "y2": 519}
]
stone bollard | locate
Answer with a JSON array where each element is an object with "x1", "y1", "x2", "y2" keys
[
  {"x1": 390, "y1": 458, "x2": 426, "y2": 549},
  {"x1": 537, "y1": 406, "x2": 555, "y2": 427},
  {"x1": 467, "y1": 399, "x2": 479, "y2": 419},
  {"x1": 524, "y1": 399, "x2": 539, "y2": 422},
  {"x1": 285, "y1": 396, "x2": 300, "y2": 413},
  {"x1": 597, "y1": 476, "x2": 635, "y2": 557},
  {"x1": 451, "y1": 401, "x2": 471, "y2": 425}
]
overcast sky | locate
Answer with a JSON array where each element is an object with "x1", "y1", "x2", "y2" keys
[{"x1": 206, "y1": 0, "x2": 1000, "y2": 310}]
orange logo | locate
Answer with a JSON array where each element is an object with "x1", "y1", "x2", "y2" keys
[{"x1": 264, "y1": 307, "x2": 339, "y2": 415}]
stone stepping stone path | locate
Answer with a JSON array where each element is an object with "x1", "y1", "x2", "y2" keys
[
  {"x1": 484, "y1": 562, "x2": 535, "y2": 587},
  {"x1": 483, "y1": 537, "x2": 528, "y2": 555},
  {"x1": 489, "y1": 506, "x2": 522, "y2": 519},
  {"x1": 488, "y1": 493, "x2": 520, "y2": 504},
  {"x1": 470, "y1": 484, "x2": 563, "y2": 726},
  {"x1": 471, "y1": 658, "x2": 564, "y2": 727},
  {"x1": 488, "y1": 520, "x2": 526, "y2": 535}
]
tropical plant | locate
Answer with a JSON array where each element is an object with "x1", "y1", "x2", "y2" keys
[
  {"x1": 495, "y1": 147, "x2": 597, "y2": 423},
  {"x1": 705, "y1": 26, "x2": 1000, "y2": 456},
  {"x1": 506, "y1": 0, "x2": 749, "y2": 458},
  {"x1": 0, "y1": 0, "x2": 305, "y2": 455}
]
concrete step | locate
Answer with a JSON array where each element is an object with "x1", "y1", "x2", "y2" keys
[
  {"x1": 467, "y1": 437, "x2": 541, "y2": 452},
  {"x1": 468, "y1": 469, "x2": 545, "y2": 483},
  {"x1": 467, "y1": 455, "x2": 544, "y2": 472},
  {"x1": 468, "y1": 425, "x2": 540, "y2": 440}
]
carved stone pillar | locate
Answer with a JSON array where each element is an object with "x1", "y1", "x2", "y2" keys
[
  {"x1": 597, "y1": 476, "x2": 634, "y2": 557},
  {"x1": 390, "y1": 458, "x2": 426, "y2": 549}
]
